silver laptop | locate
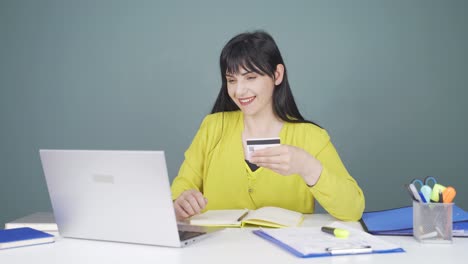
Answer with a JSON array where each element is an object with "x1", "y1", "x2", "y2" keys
[{"x1": 39, "y1": 149, "x2": 222, "y2": 247}]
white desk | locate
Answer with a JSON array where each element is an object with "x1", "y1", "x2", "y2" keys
[{"x1": 1, "y1": 214, "x2": 466, "y2": 264}]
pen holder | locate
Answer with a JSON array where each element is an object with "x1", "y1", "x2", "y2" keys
[{"x1": 413, "y1": 201, "x2": 453, "y2": 243}]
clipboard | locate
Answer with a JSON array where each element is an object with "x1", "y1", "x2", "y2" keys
[{"x1": 252, "y1": 222, "x2": 404, "y2": 258}]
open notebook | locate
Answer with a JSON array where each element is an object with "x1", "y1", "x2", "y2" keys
[{"x1": 190, "y1": 206, "x2": 303, "y2": 228}]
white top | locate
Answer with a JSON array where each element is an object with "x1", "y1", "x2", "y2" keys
[{"x1": 0, "y1": 214, "x2": 466, "y2": 264}]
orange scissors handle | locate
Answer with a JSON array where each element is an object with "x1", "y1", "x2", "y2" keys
[{"x1": 442, "y1": 186, "x2": 456, "y2": 203}]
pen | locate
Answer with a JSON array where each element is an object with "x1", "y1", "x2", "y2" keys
[
  {"x1": 237, "y1": 210, "x2": 249, "y2": 222},
  {"x1": 326, "y1": 245, "x2": 372, "y2": 255},
  {"x1": 321, "y1": 226, "x2": 350, "y2": 239}
]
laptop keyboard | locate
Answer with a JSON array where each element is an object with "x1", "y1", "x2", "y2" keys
[{"x1": 178, "y1": 230, "x2": 206, "y2": 241}]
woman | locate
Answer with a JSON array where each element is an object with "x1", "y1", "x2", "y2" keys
[{"x1": 171, "y1": 31, "x2": 365, "y2": 221}]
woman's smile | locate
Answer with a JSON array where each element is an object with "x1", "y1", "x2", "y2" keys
[{"x1": 239, "y1": 96, "x2": 256, "y2": 106}]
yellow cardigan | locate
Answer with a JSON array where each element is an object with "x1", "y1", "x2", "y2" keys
[{"x1": 171, "y1": 111, "x2": 365, "y2": 221}]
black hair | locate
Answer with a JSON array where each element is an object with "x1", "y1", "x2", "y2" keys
[{"x1": 210, "y1": 30, "x2": 319, "y2": 126}]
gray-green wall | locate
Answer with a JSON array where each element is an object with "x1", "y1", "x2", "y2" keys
[{"x1": 1, "y1": 0, "x2": 467, "y2": 226}]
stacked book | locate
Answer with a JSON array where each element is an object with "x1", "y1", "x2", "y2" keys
[
  {"x1": 0, "y1": 227, "x2": 55, "y2": 250},
  {"x1": 1, "y1": 212, "x2": 58, "y2": 250},
  {"x1": 4, "y1": 212, "x2": 58, "y2": 237}
]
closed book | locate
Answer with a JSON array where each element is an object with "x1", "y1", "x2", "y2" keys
[
  {"x1": 190, "y1": 206, "x2": 303, "y2": 228},
  {"x1": 0, "y1": 227, "x2": 55, "y2": 250},
  {"x1": 5, "y1": 212, "x2": 58, "y2": 236}
]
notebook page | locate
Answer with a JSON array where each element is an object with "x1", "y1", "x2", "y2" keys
[
  {"x1": 190, "y1": 209, "x2": 248, "y2": 226},
  {"x1": 244, "y1": 207, "x2": 303, "y2": 227}
]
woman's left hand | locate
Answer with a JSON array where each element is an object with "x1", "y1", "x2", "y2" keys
[{"x1": 250, "y1": 145, "x2": 323, "y2": 186}]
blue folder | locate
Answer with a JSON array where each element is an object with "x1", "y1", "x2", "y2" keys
[{"x1": 360, "y1": 204, "x2": 468, "y2": 237}]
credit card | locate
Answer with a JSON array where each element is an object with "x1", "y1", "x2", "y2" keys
[{"x1": 246, "y1": 137, "x2": 281, "y2": 160}]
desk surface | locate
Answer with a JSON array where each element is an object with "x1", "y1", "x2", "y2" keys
[{"x1": 1, "y1": 214, "x2": 466, "y2": 264}]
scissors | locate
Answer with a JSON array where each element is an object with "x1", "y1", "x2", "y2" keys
[{"x1": 410, "y1": 176, "x2": 438, "y2": 203}]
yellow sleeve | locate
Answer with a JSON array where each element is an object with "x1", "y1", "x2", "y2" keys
[
  {"x1": 309, "y1": 131, "x2": 365, "y2": 221},
  {"x1": 170, "y1": 114, "x2": 219, "y2": 200}
]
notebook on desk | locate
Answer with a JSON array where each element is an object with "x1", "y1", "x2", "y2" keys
[{"x1": 39, "y1": 149, "x2": 223, "y2": 247}]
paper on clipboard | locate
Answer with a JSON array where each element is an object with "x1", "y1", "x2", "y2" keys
[{"x1": 253, "y1": 222, "x2": 404, "y2": 258}]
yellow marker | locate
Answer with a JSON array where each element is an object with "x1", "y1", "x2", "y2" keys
[
  {"x1": 321, "y1": 226, "x2": 350, "y2": 239},
  {"x1": 431, "y1": 184, "x2": 446, "y2": 202}
]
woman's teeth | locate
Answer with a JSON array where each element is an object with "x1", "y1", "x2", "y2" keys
[{"x1": 239, "y1": 96, "x2": 255, "y2": 105}]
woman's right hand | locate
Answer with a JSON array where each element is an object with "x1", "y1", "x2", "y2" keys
[{"x1": 173, "y1": 189, "x2": 208, "y2": 220}]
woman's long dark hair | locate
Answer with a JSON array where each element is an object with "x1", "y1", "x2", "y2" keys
[{"x1": 211, "y1": 30, "x2": 318, "y2": 126}]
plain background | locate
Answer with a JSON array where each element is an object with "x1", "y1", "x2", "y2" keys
[{"x1": 1, "y1": 0, "x2": 467, "y2": 226}]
